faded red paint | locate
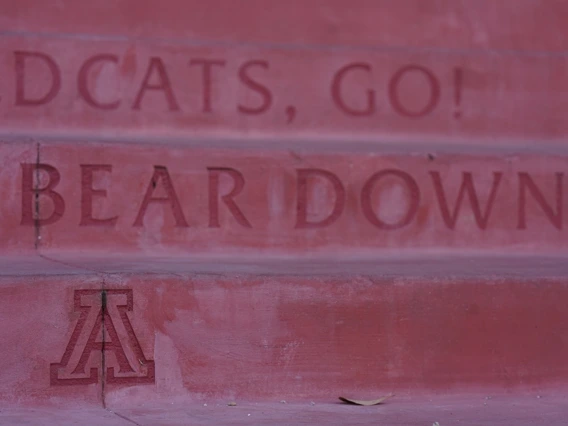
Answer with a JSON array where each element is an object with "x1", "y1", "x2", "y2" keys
[
  {"x1": 1, "y1": 0, "x2": 568, "y2": 418},
  {"x1": 50, "y1": 289, "x2": 154, "y2": 386},
  {"x1": 0, "y1": 143, "x2": 562, "y2": 256},
  {"x1": 2, "y1": 274, "x2": 568, "y2": 404},
  {"x1": 0, "y1": 40, "x2": 568, "y2": 143}
]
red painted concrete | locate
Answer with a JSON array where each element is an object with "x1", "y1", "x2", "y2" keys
[
  {"x1": 0, "y1": 142, "x2": 562, "y2": 256},
  {"x1": 0, "y1": 141, "x2": 566, "y2": 256},
  {"x1": 0, "y1": 275, "x2": 103, "y2": 405},
  {"x1": 1, "y1": 273, "x2": 568, "y2": 406},
  {"x1": 3, "y1": 395, "x2": 568, "y2": 425},
  {"x1": 2, "y1": 253, "x2": 568, "y2": 278},
  {"x1": 0, "y1": 141, "x2": 38, "y2": 255},
  {"x1": 2, "y1": 1, "x2": 568, "y2": 423},
  {"x1": 1, "y1": 36, "x2": 568, "y2": 144},
  {"x1": 2, "y1": 0, "x2": 568, "y2": 52}
]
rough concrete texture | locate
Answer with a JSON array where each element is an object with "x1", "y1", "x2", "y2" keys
[
  {"x1": 3, "y1": 394, "x2": 568, "y2": 425},
  {"x1": 1, "y1": 2, "x2": 568, "y2": 145},
  {"x1": 1, "y1": 0, "x2": 568, "y2": 424},
  {"x1": 2, "y1": 37, "x2": 568, "y2": 145},
  {"x1": 0, "y1": 141, "x2": 567, "y2": 256},
  {"x1": 1, "y1": 274, "x2": 568, "y2": 407}
]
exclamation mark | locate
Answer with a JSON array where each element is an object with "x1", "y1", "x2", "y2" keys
[{"x1": 453, "y1": 67, "x2": 463, "y2": 118}]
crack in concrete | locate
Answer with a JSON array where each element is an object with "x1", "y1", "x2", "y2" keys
[
  {"x1": 106, "y1": 409, "x2": 141, "y2": 425},
  {"x1": 33, "y1": 143, "x2": 111, "y2": 409},
  {"x1": 33, "y1": 142, "x2": 41, "y2": 249},
  {"x1": 101, "y1": 287, "x2": 107, "y2": 409},
  {"x1": 37, "y1": 252, "x2": 103, "y2": 274}
]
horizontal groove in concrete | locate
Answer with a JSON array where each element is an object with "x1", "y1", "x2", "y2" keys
[{"x1": 1, "y1": 252, "x2": 568, "y2": 277}]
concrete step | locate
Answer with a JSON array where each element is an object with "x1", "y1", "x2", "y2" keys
[
  {"x1": 1, "y1": 1, "x2": 568, "y2": 146},
  {"x1": 2, "y1": 253, "x2": 568, "y2": 277},
  {"x1": 2, "y1": 141, "x2": 568, "y2": 258},
  {"x1": 2, "y1": 2, "x2": 568, "y2": 424},
  {"x1": 1, "y1": 271, "x2": 567, "y2": 407},
  {"x1": 5, "y1": 0, "x2": 567, "y2": 52},
  {"x1": 2, "y1": 394, "x2": 568, "y2": 425}
]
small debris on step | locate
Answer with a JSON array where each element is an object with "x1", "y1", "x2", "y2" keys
[
  {"x1": 228, "y1": 402, "x2": 237, "y2": 407},
  {"x1": 339, "y1": 394, "x2": 394, "y2": 406}
]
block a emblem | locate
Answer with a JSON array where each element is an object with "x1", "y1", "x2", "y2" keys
[{"x1": 50, "y1": 289, "x2": 155, "y2": 385}]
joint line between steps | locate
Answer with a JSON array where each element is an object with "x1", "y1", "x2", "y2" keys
[
  {"x1": 37, "y1": 252, "x2": 106, "y2": 275},
  {"x1": 2, "y1": 28, "x2": 568, "y2": 58}
]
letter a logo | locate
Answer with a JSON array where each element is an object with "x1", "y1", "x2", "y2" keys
[{"x1": 50, "y1": 289, "x2": 155, "y2": 385}]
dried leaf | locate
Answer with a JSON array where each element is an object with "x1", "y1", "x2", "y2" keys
[{"x1": 338, "y1": 394, "x2": 394, "y2": 406}]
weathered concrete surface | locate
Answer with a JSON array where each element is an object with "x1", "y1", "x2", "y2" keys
[
  {"x1": 3, "y1": 253, "x2": 568, "y2": 278},
  {"x1": 2, "y1": 394, "x2": 568, "y2": 425},
  {"x1": 1, "y1": 0, "x2": 568, "y2": 145},
  {"x1": 0, "y1": 141, "x2": 37, "y2": 255},
  {"x1": 1, "y1": 141, "x2": 567, "y2": 257},
  {"x1": 2, "y1": 0, "x2": 568, "y2": 51},
  {"x1": 0, "y1": 275, "x2": 103, "y2": 406},
  {"x1": 1, "y1": 1, "x2": 568, "y2": 424},
  {"x1": 1, "y1": 36, "x2": 568, "y2": 145},
  {"x1": 2, "y1": 273, "x2": 568, "y2": 406}
]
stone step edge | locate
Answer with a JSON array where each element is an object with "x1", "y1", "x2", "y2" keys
[
  {"x1": 4, "y1": 391, "x2": 568, "y2": 426},
  {"x1": 3, "y1": 273, "x2": 568, "y2": 405},
  {"x1": 3, "y1": 131, "x2": 568, "y2": 155},
  {"x1": 2, "y1": 251, "x2": 568, "y2": 277}
]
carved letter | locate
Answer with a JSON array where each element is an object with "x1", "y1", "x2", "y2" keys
[
  {"x1": 208, "y1": 167, "x2": 251, "y2": 228},
  {"x1": 361, "y1": 169, "x2": 419, "y2": 230},
  {"x1": 132, "y1": 57, "x2": 180, "y2": 111},
  {"x1": 189, "y1": 59, "x2": 226, "y2": 112},
  {"x1": 21, "y1": 163, "x2": 65, "y2": 226},
  {"x1": 389, "y1": 65, "x2": 440, "y2": 117},
  {"x1": 238, "y1": 60, "x2": 272, "y2": 115},
  {"x1": 430, "y1": 171, "x2": 502, "y2": 230},
  {"x1": 331, "y1": 62, "x2": 375, "y2": 116},
  {"x1": 133, "y1": 166, "x2": 188, "y2": 227},
  {"x1": 15, "y1": 51, "x2": 61, "y2": 106},
  {"x1": 518, "y1": 172, "x2": 563, "y2": 230},
  {"x1": 78, "y1": 54, "x2": 121, "y2": 110},
  {"x1": 295, "y1": 169, "x2": 345, "y2": 229},
  {"x1": 80, "y1": 165, "x2": 118, "y2": 226},
  {"x1": 72, "y1": 297, "x2": 134, "y2": 376}
]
